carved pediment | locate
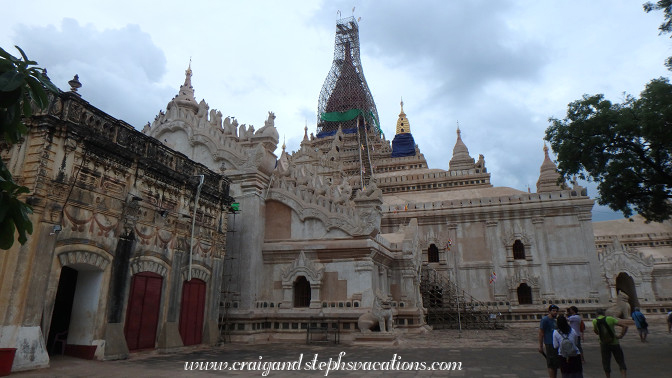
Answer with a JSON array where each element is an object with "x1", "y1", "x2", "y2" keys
[
  {"x1": 267, "y1": 175, "x2": 382, "y2": 237},
  {"x1": 419, "y1": 229, "x2": 451, "y2": 251},
  {"x1": 502, "y1": 230, "x2": 533, "y2": 247},
  {"x1": 506, "y1": 267, "x2": 540, "y2": 289},
  {"x1": 281, "y1": 251, "x2": 324, "y2": 285},
  {"x1": 599, "y1": 244, "x2": 654, "y2": 278}
]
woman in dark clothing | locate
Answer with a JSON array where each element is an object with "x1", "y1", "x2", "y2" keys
[{"x1": 552, "y1": 315, "x2": 583, "y2": 378}]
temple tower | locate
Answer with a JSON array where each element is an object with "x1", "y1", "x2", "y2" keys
[
  {"x1": 317, "y1": 17, "x2": 383, "y2": 187},
  {"x1": 317, "y1": 17, "x2": 380, "y2": 137}
]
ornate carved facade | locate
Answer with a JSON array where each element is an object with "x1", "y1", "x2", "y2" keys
[{"x1": 0, "y1": 89, "x2": 232, "y2": 372}]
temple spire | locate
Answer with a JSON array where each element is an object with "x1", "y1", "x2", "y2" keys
[
  {"x1": 449, "y1": 123, "x2": 475, "y2": 171},
  {"x1": 395, "y1": 97, "x2": 411, "y2": 135},
  {"x1": 536, "y1": 143, "x2": 565, "y2": 192},
  {"x1": 316, "y1": 16, "x2": 379, "y2": 137},
  {"x1": 172, "y1": 60, "x2": 198, "y2": 113}
]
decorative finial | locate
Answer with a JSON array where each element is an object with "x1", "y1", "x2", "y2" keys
[
  {"x1": 400, "y1": 97, "x2": 404, "y2": 111},
  {"x1": 68, "y1": 74, "x2": 82, "y2": 94},
  {"x1": 456, "y1": 121, "x2": 461, "y2": 138},
  {"x1": 282, "y1": 135, "x2": 286, "y2": 151}
]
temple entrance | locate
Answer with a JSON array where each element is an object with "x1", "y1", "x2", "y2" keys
[
  {"x1": 47, "y1": 266, "x2": 77, "y2": 355},
  {"x1": 293, "y1": 276, "x2": 311, "y2": 307},
  {"x1": 615, "y1": 272, "x2": 639, "y2": 309},
  {"x1": 517, "y1": 283, "x2": 533, "y2": 304},
  {"x1": 428, "y1": 244, "x2": 439, "y2": 263},
  {"x1": 124, "y1": 272, "x2": 163, "y2": 351},
  {"x1": 47, "y1": 264, "x2": 103, "y2": 358},
  {"x1": 179, "y1": 278, "x2": 206, "y2": 346}
]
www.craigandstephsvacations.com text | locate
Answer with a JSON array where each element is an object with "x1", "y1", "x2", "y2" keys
[{"x1": 184, "y1": 352, "x2": 462, "y2": 376}]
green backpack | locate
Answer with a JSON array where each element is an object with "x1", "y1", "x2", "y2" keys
[{"x1": 596, "y1": 317, "x2": 615, "y2": 344}]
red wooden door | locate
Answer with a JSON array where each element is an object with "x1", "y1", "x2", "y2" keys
[
  {"x1": 179, "y1": 279, "x2": 206, "y2": 346},
  {"x1": 124, "y1": 272, "x2": 163, "y2": 351}
]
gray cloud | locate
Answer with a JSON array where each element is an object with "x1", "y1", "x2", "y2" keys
[
  {"x1": 11, "y1": 18, "x2": 172, "y2": 127},
  {"x1": 350, "y1": 0, "x2": 547, "y2": 104}
]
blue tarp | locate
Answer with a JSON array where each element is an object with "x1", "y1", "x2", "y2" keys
[
  {"x1": 391, "y1": 133, "x2": 416, "y2": 157},
  {"x1": 316, "y1": 127, "x2": 358, "y2": 138}
]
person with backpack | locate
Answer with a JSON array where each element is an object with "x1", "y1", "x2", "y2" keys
[
  {"x1": 539, "y1": 304, "x2": 560, "y2": 378},
  {"x1": 552, "y1": 315, "x2": 582, "y2": 378},
  {"x1": 567, "y1": 306, "x2": 585, "y2": 363},
  {"x1": 630, "y1": 307, "x2": 648, "y2": 342},
  {"x1": 593, "y1": 308, "x2": 629, "y2": 378}
]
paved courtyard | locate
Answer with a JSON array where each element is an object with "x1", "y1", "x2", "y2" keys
[{"x1": 14, "y1": 321, "x2": 671, "y2": 377}]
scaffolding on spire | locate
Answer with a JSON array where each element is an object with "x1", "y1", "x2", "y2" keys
[{"x1": 317, "y1": 16, "x2": 381, "y2": 138}]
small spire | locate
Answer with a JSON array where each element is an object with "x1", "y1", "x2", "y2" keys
[
  {"x1": 537, "y1": 142, "x2": 565, "y2": 193},
  {"x1": 282, "y1": 135, "x2": 286, "y2": 151},
  {"x1": 171, "y1": 59, "x2": 198, "y2": 113},
  {"x1": 183, "y1": 59, "x2": 193, "y2": 88},
  {"x1": 449, "y1": 121, "x2": 475, "y2": 171},
  {"x1": 395, "y1": 98, "x2": 411, "y2": 135}
]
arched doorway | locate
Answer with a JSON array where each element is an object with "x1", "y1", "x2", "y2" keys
[
  {"x1": 428, "y1": 244, "x2": 439, "y2": 263},
  {"x1": 513, "y1": 240, "x2": 525, "y2": 260},
  {"x1": 517, "y1": 283, "x2": 533, "y2": 304},
  {"x1": 179, "y1": 278, "x2": 206, "y2": 346},
  {"x1": 615, "y1": 272, "x2": 639, "y2": 309},
  {"x1": 47, "y1": 264, "x2": 104, "y2": 358},
  {"x1": 47, "y1": 266, "x2": 77, "y2": 355},
  {"x1": 124, "y1": 272, "x2": 163, "y2": 351},
  {"x1": 293, "y1": 276, "x2": 311, "y2": 307}
]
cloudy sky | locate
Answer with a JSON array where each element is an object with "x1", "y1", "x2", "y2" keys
[{"x1": 3, "y1": 0, "x2": 670, "y2": 221}]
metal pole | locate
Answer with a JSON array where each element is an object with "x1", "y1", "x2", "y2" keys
[{"x1": 454, "y1": 247, "x2": 462, "y2": 337}]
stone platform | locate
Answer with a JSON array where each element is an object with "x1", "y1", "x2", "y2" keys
[{"x1": 351, "y1": 332, "x2": 399, "y2": 346}]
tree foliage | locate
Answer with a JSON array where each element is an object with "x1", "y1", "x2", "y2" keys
[
  {"x1": 545, "y1": 77, "x2": 672, "y2": 222},
  {"x1": 0, "y1": 46, "x2": 59, "y2": 249},
  {"x1": 644, "y1": 0, "x2": 672, "y2": 69}
]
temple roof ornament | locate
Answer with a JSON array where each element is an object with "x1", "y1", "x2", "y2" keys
[
  {"x1": 172, "y1": 61, "x2": 199, "y2": 113},
  {"x1": 68, "y1": 74, "x2": 82, "y2": 95},
  {"x1": 536, "y1": 144, "x2": 566, "y2": 192},
  {"x1": 390, "y1": 98, "x2": 416, "y2": 158},
  {"x1": 395, "y1": 98, "x2": 411, "y2": 135},
  {"x1": 448, "y1": 124, "x2": 475, "y2": 171}
]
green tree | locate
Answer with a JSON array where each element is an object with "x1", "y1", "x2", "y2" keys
[
  {"x1": 545, "y1": 77, "x2": 672, "y2": 222},
  {"x1": 0, "y1": 46, "x2": 59, "y2": 249},
  {"x1": 644, "y1": 0, "x2": 672, "y2": 69}
]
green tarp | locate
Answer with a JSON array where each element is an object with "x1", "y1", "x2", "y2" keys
[
  {"x1": 320, "y1": 109, "x2": 384, "y2": 137},
  {"x1": 320, "y1": 109, "x2": 362, "y2": 122}
]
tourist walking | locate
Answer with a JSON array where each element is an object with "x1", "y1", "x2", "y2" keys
[
  {"x1": 630, "y1": 307, "x2": 648, "y2": 342},
  {"x1": 553, "y1": 315, "x2": 583, "y2": 378},
  {"x1": 539, "y1": 304, "x2": 559, "y2": 378},
  {"x1": 667, "y1": 310, "x2": 672, "y2": 333},
  {"x1": 567, "y1": 306, "x2": 585, "y2": 362},
  {"x1": 593, "y1": 308, "x2": 629, "y2": 378}
]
